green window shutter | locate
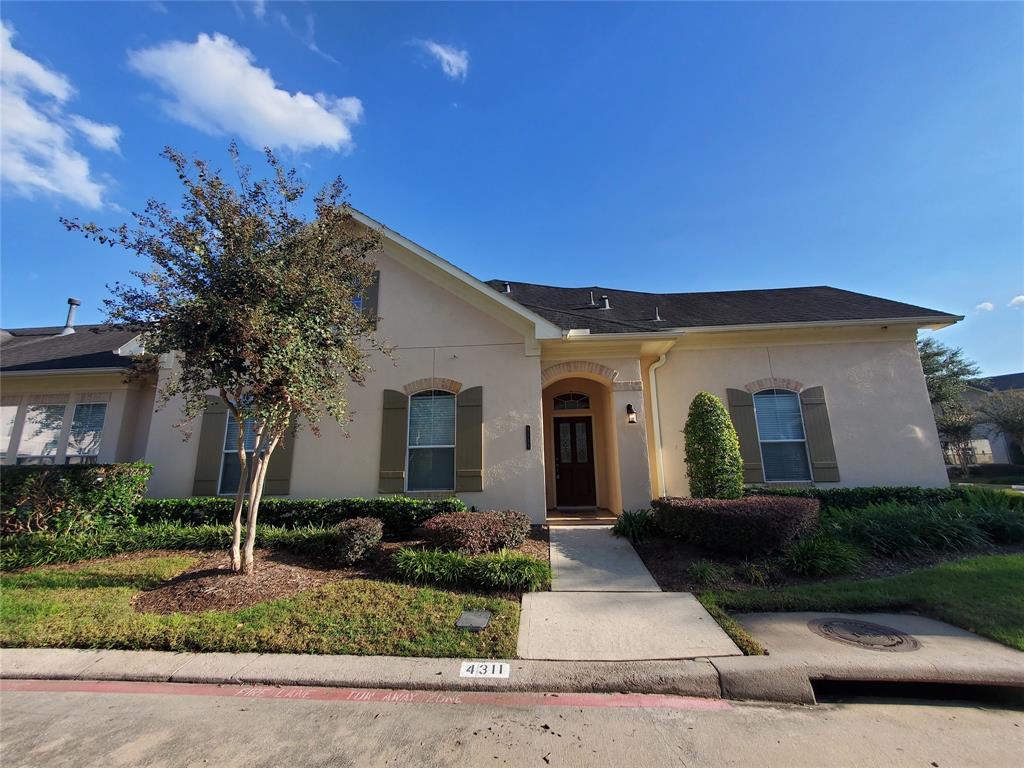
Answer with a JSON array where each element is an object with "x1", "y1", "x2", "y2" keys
[
  {"x1": 263, "y1": 419, "x2": 297, "y2": 496},
  {"x1": 363, "y1": 271, "x2": 380, "y2": 328},
  {"x1": 800, "y1": 386, "x2": 840, "y2": 482},
  {"x1": 379, "y1": 389, "x2": 408, "y2": 493},
  {"x1": 726, "y1": 388, "x2": 764, "y2": 484},
  {"x1": 192, "y1": 396, "x2": 227, "y2": 497},
  {"x1": 456, "y1": 386, "x2": 484, "y2": 492}
]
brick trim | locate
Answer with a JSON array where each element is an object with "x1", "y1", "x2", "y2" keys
[
  {"x1": 403, "y1": 377, "x2": 463, "y2": 395},
  {"x1": 541, "y1": 361, "x2": 619, "y2": 385},
  {"x1": 743, "y1": 377, "x2": 804, "y2": 394}
]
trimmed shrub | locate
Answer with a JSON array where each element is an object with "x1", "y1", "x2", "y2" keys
[
  {"x1": 391, "y1": 547, "x2": 551, "y2": 592},
  {"x1": 135, "y1": 495, "x2": 467, "y2": 535},
  {"x1": 0, "y1": 522, "x2": 362, "y2": 571},
  {"x1": 652, "y1": 496, "x2": 819, "y2": 557},
  {"x1": 612, "y1": 509, "x2": 654, "y2": 544},
  {"x1": 780, "y1": 535, "x2": 865, "y2": 577},
  {"x1": 0, "y1": 463, "x2": 152, "y2": 536},
  {"x1": 683, "y1": 392, "x2": 744, "y2": 499},
  {"x1": 828, "y1": 502, "x2": 989, "y2": 559},
  {"x1": 686, "y1": 559, "x2": 732, "y2": 587},
  {"x1": 744, "y1": 485, "x2": 970, "y2": 512},
  {"x1": 419, "y1": 510, "x2": 530, "y2": 555},
  {"x1": 335, "y1": 517, "x2": 384, "y2": 564}
]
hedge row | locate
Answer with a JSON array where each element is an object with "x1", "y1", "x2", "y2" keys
[
  {"x1": 0, "y1": 463, "x2": 152, "y2": 536},
  {"x1": 0, "y1": 521, "x2": 380, "y2": 571},
  {"x1": 135, "y1": 495, "x2": 466, "y2": 535},
  {"x1": 391, "y1": 547, "x2": 551, "y2": 592},
  {"x1": 420, "y1": 511, "x2": 530, "y2": 555},
  {"x1": 652, "y1": 496, "x2": 820, "y2": 557},
  {"x1": 743, "y1": 485, "x2": 971, "y2": 512}
]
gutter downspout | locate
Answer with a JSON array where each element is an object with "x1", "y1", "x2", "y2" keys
[{"x1": 648, "y1": 353, "x2": 668, "y2": 498}]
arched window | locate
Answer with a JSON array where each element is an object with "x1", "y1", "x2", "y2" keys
[
  {"x1": 553, "y1": 392, "x2": 590, "y2": 411},
  {"x1": 407, "y1": 390, "x2": 456, "y2": 491},
  {"x1": 752, "y1": 389, "x2": 811, "y2": 482}
]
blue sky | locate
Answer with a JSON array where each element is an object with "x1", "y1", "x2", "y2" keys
[{"x1": 1, "y1": 1, "x2": 1021, "y2": 375}]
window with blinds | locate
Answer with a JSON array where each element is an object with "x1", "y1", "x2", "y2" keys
[
  {"x1": 1, "y1": 405, "x2": 18, "y2": 461},
  {"x1": 407, "y1": 390, "x2": 456, "y2": 491},
  {"x1": 17, "y1": 404, "x2": 66, "y2": 464},
  {"x1": 220, "y1": 412, "x2": 258, "y2": 494},
  {"x1": 753, "y1": 389, "x2": 811, "y2": 482},
  {"x1": 65, "y1": 403, "x2": 107, "y2": 463}
]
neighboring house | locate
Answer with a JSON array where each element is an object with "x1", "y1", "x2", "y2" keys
[
  {"x1": 950, "y1": 373, "x2": 1024, "y2": 466},
  {"x1": 1, "y1": 211, "x2": 961, "y2": 523}
]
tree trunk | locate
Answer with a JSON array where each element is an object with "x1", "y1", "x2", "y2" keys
[
  {"x1": 241, "y1": 426, "x2": 282, "y2": 575},
  {"x1": 229, "y1": 416, "x2": 248, "y2": 573}
]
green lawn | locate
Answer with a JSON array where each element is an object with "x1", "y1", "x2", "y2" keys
[
  {"x1": 703, "y1": 554, "x2": 1024, "y2": 651},
  {"x1": 0, "y1": 555, "x2": 519, "y2": 658}
]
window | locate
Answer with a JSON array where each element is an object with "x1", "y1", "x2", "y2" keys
[
  {"x1": 17, "y1": 404, "x2": 66, "y2": 465},
  {"x1": 1, "y1": 404, "x2": 18, "y2": 461},
  {"x1": 65, "y1": 403, "x2": 107, "y2": 464},
  {"x1": 752, "y1": 389, "x2": 811, "y2": 482},
  {"x1": 553, "y1": 392, "x2": 590, "y2": 411},
  {"x1": 407, "y1": 390, "x2": 456, "y2": 491},
  {"x1": 219, "y1": 412, "x2": 258, "y2": 495},
  {"x1": 351, "y1": 295, "x2": 364, "y2": 313}
]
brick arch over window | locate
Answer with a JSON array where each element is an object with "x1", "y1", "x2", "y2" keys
[
  {"x1": 402, "y1": 377, "x2": 463, "y2": 396},
  {"x1": 541, "y1": 361, "x2": 619, "y2": 386},
  {"x1": 743, "y1": 377, "x2": 805, "y2": 394}
]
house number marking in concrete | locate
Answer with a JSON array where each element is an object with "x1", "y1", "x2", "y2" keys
[{"x1": 459, "y1": 661, "x2": 511, "y2": 678}]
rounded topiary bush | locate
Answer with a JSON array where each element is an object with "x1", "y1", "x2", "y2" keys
[
  {"x1": 683, "y1": 391, "x2": 744, "y2": 499},
  {"x1": 335, "y1": 517, "x2": 384, "y2": 564},
  {"x1": 419, "y1": 510, "x2": 530, "y2": 555}
]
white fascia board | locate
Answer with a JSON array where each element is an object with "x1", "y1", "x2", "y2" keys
[
  {"x1": 350, "y1": 209, "x2": 564, "y2": 340},
  {"x1": 1, "y1": 367, "x2": 128, "y2": 378}
]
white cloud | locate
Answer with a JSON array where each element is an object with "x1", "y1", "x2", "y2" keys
[
  {"x1": 0, "y1": 21, "x2": 118, "y2": 209},
  {"x1": 252, "y1": 1, "x2": 266, "y2": 20},
  {"x1": 1010, "y1": 295, "x2": 1024, "y2": 308},
  {"x1": 128, "y1": 33, "x2": 362, "y2": 152},
  {"x1": 70, "y1": 115, "x2": 121, "y2": 152},
  {"x1": 975, "y1": 301, "x2": 995, "y2": 312},
  {"x1": 416, "y1": 40, "x2": 469, "y2": 80}
]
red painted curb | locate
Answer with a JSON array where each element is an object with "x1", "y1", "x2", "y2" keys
[{"x1": 0, "y1": 679, "x2": 732, "y2": 711}]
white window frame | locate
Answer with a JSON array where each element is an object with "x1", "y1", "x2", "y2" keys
[
  {"x1": 752, "y1": 389, "x2": 813, "y2": 483},
  {"x1": 2, "y1": 393, "x2": 111, "y2": 466},
  {"x1": 405, "y1": 389, "x2": 457, "y2": 493}
]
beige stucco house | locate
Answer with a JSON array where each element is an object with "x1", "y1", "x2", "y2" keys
[{"x1": 1, "y1": 212, "x2": 962, "y2": 523}]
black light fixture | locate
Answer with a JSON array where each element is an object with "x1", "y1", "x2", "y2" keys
[{"x1": 626, "y1": 403, "x2": 637, "y2": 424}]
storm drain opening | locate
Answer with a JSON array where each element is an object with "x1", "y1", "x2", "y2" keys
[{"x1": 811, "y1": 680, "x2": 1024, "y2": 708}]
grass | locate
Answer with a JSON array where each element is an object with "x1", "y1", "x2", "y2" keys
[
  {"x1": 0, "y1": 555, "x2": 520, "y2": 658},
  {"x1": 704, "y1": 553, "x2": 1024, "y2": 652}
]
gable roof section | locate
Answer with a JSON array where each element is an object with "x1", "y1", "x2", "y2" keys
[
  {"x1": 485, "y1": 281, "x2": 960, "y2": 334},
  {"x1": 350, "y1": 210, "x2": 562, "y2": 342},
  {"x1": 0, "y1": 325, "x2": 139, "y2": 373}
]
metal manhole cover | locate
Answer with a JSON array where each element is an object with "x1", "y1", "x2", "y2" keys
[{"x1": 807, "y1": 618, "x2": 920, "y2": 652}]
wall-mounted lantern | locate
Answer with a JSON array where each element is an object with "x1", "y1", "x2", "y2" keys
[{"x1": 626, "y1": 403, "x2": 637, "y2": 424}]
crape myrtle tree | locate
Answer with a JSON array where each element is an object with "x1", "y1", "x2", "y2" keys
[
  {"x1": 62, "y1": 144, "x2": 388, "y2": 574},
  {"x1": 977, "y1": 390, "x2": 1024, "y2": 460},
  {"x1": 935, "y1": 401, "x2": 978, "y2": 477}
]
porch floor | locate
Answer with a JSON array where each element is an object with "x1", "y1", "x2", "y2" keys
[{"x1": 545, "y1": 508, "x2": 617, "y2": 526}]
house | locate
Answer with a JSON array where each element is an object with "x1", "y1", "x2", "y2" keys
[
  {"x1": 948, "y1": 373, "x2": 1024, "y2": 466},
  {"x1": 0, "y1": 212, "x2": 961, "y2": 523}
]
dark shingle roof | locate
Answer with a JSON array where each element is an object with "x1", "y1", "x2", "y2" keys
[
  {"x1": 485, "y1": 281, "x2": 956, "y2": 334},
  {"x1": 0, "y1": 325, "x2": 139, "y2": 373},
  {"x1": 972, "y1": 373, "x2": 1024, "y2": 392}
]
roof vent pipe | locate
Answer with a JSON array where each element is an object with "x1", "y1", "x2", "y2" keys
[
  {"x1": 502, "y1": 281, "x2": 512, "y2": 294},
  {"x1": 653, "y1": 307, "x2": 665, "y2": 322},
  {"x1": 588, "y1": 291, "x2": 598, "y2": 307},
  {"x1": 59, "y1": 298, "x2": 81, "y2": 336},
  {"x1": 600, "y1": 294, "x2": 611, "y2": 310}
]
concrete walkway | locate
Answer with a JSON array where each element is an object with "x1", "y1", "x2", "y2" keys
[
  {"x1": 518, "y1": 526, "x2": 741, "y2": 661},
  {"x1": 549, "y1": 526, "x2": 660, "y2": 591}
]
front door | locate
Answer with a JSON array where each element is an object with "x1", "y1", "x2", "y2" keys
[{"x1": 554, "y1": 416, "x2": 597, "y2": 507}]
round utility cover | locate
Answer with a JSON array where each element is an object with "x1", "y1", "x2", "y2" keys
[{"x1": 807, "y1": 618, "x2": 920, "y2": 652}]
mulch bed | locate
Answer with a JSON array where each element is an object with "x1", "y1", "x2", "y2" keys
[{"x1": 133, "y1": 525, "x2": 551, "y2": 615}]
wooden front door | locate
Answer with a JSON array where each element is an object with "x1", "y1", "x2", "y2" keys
[{"x1": 554, "y1": 416, "x2": 597, "y2": 507}]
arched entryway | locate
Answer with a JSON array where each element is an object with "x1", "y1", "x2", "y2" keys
[{"x1": 541, "y1": 376, "x2": 621, "y2": 515}]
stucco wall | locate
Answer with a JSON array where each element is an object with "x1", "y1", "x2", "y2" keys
[
  {"x1": 144, "y1": 239, "x2": 549, "y2": 522},
  {"x1": 652, "y1": 330, "x2": 949, "y2": 495}
]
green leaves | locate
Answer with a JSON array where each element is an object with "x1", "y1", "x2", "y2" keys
[{"x1": 682, "y1": 391, "x2": 744, "y2": 499}]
